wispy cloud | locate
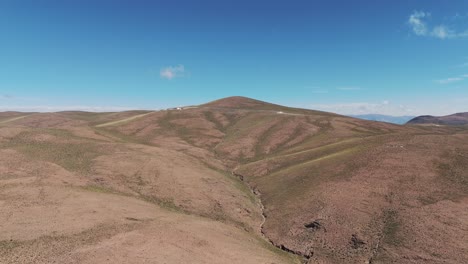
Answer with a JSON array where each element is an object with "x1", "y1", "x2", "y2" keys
[
  {"x1": 337, "y1": 86, "x2": 361, "y2": 91},
  {"x1": 408, "y1": 11, "x2": 468, "y2": 39},
  {"x1": 450, "y1": 13, "x2": 468, "y2": 21},
  {"x1": 436, "y1": 74, "x2": 468, "y2": 84},
  {"x1": 311, "y1": 100, "x2": 414, "y2": 116},
  {"x1": 431, "y1": 25, "x2": 454, "y2": 39},
  {"x1": 437, "y1": 77, "x2": 463, "y2": 84},
  {"x1": 311, "y1": 90, "x2": 329, "y2": 94},
  {"x1": 160, "y1": 65, "x2": 185, "y2": 80},
  {"x1": 0, "y1": 105, "x2": 144, "y2": 112},
  {"x1": 409, "y1": 11, "x2": 429, "y2": 36}
]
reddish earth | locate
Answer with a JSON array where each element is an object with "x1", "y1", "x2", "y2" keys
[
  {"x1": 1, "y1": 96, "x2": 467, "y2": 263},
  {"x1": 407, "y1": 112, "x2": 468, "y2": 126}
]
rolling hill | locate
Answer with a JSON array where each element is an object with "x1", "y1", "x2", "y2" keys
[
  {"x1": 1, "y1": 96, "x2": 467, "y2": 264},
  {"x1": 407, "y1": 112, "x2": 468, "y2": 126}
]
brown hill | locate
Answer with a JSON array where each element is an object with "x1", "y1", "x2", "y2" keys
[
  {"x1": 203, "y1": 96, "x2": 278, "y2": 109},
  {"x1": 1, "y1": 97, "x2": 467, "y2": 264},
  {"x1": 407, "y1": 112, "x2": 468, "y2": 126}
]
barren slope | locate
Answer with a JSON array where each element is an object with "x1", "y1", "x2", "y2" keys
[
  {"x1": 1, "y1": 96, "x2": 467, "y2": 263},
  {"x1": 407, "y1": 112, "x2": 468, "y2": 126},
  {"x1": 0, "y1": 109, "x2": 300, "y2": 264}
]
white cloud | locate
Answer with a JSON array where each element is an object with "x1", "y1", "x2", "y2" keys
[
  {"x1": 409, "y1": 11, "x2": 429, "y2": 36},
  {"x1": 311, "y1": 90, "x2": 329, "y2": 94},
  {"x1": 311, "y1": 101, "x2": 414, "y2": 116},
  {"x1": 160, "y1": 65, "x2": 185, "y2": 80},
  {"x1": 437, "y1": 77, "x2": 463, "y2": 84},
  {"x1": 451, "y1": 13, "x2": 468, "y2": 21},
  {"x1": 337, "y1": 86, "x2": 361, "y2": 91},
  {"x1": 408, "y1": 11, "x2": 468, "y2": 39},
  {"x1": 431, "y1": 25, "x2": 455, "y2": 39},
  {"x1": 310, "y1": 100, "x2": 467, "y2": 116},
  {"x1": 436, "y1": 74, "x2": 468, "y2": 84}
]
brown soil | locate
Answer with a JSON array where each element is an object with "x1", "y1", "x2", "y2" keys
[{"x1": 1, "y1": 96, "x2": 467, "y2": 263}]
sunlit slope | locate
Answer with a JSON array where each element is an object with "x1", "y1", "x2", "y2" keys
[
  {"x1": 98, "y1": 96, "x2": 468, "y2": 263},
  {"x1": 1, "y1": 96, "x2": 467, "y2": 263},
  {"x1": 0, "y1": 108, "x2": 301, "y2": 264}
]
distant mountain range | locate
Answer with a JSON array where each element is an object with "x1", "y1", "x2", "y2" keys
[
  {"x1": 407, "y1": 112, "x2": 468, "y2": 126},
  {"x1": 350, "y1": 114, "x2": 415, "y2": 124}
]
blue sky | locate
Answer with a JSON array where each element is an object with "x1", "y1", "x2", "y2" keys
[{"x1": 1, "y1": 0, "x2": 468, "y2": 115}]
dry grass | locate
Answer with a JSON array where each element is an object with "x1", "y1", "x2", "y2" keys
[
  {"x1": 2, "y1": 129, "x2": 103, "y2": 175},
  {"x1": 1, "y1": 97, "x2": 468, "y2": 263}
]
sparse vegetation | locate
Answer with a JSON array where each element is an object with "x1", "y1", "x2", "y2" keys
[
  {"x1": 139, "y1": 194, "x2": 183, "y2": 212},
  {"x1": 382, "y1": 210, "x2": 402, "y2": 246},
  {"x1": 0, "y1": 239, "x2": 20, "y2": 251},
  {"x1": 81, "y1": 184, "x2": 121, "y2": 194},
  {"x1": 2, "y1": 97, "x2": 468, "y2": 263},
  {"x1": 2, "y1": 129, "x2": 103, "y2": 175}
]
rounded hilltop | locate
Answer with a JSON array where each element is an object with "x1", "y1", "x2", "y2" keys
[
  {"x1": 407, "y1": 112, "x2": 468, "y2": 126},
  {"x1": 202, "y1": 96, "x2": 283, "y2": 110}
]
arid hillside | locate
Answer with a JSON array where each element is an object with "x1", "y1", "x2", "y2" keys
[
  {"x1": 1, "y1": 96, "x2": 467, "y2": 264},
  {"x1": 407, "y1": 112, "x2": 468, "y2": 126}
]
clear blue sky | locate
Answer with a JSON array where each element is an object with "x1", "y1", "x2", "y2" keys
[{"x1": 1, "y1": 0, "x2": 468, "y2": 115}]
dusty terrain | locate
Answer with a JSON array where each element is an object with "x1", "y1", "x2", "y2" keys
[
  {"x1": 1, "y1": 96, "x2": 467, "y2": 263},
  {"x1": 407, "y1": 112, "x2": 468, "y2": 126}
]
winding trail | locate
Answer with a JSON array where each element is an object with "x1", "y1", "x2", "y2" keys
[
  {"x1": 0, "y1": 114, "x2": 32, "y2": 124},
  {"x1": 95, "y1": 112, "x2": 153, "y2": 128}
]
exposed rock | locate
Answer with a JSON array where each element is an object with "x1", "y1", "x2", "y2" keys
[
  {"x1": 350, "y1": 234, "x2": 366, "y2": 249},
  {"x1": 304, "y1": 220, "x2": 323, "y2": 231}
]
